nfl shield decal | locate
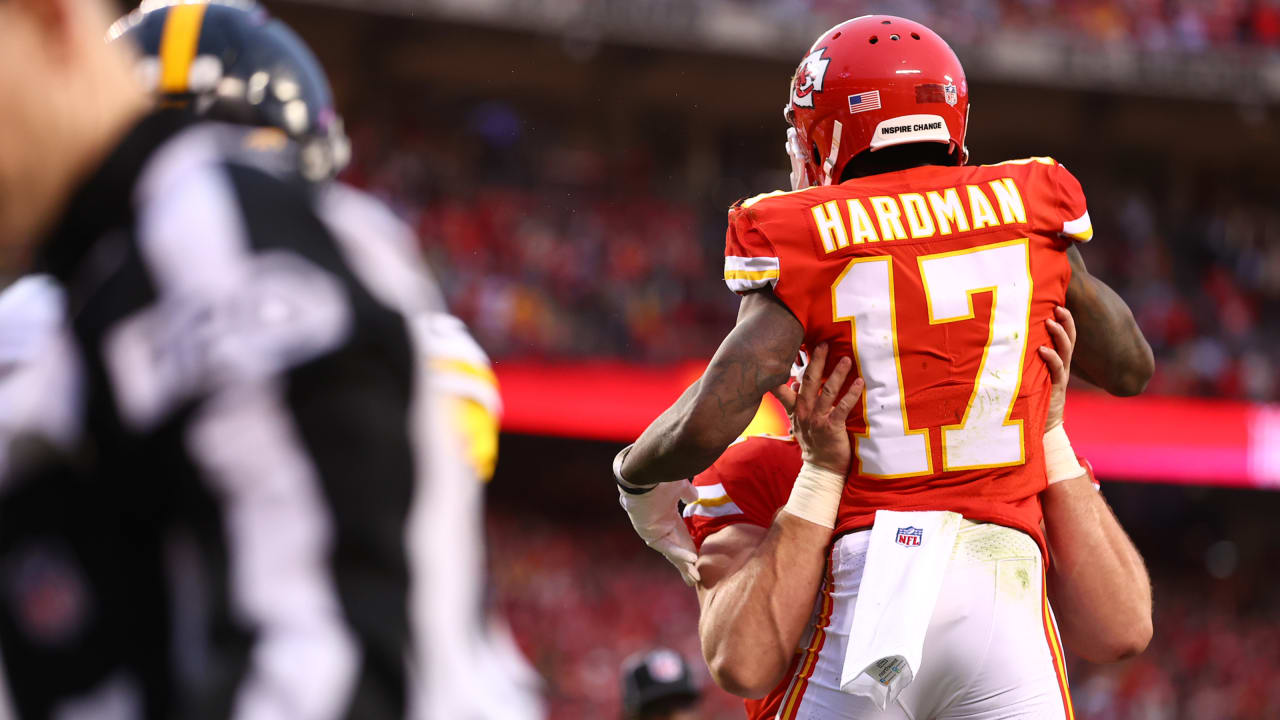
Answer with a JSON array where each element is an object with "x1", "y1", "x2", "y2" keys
[{"x1": 896, "y1": 526, "x2": 923, "y2": 547}]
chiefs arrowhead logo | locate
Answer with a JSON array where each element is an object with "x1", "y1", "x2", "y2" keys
[{"x1": 791, "y1": 48, "x2": 831, "y2": 109}]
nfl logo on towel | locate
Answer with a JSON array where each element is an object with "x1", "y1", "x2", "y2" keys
[{"x1": 896, "y1": 526, "x2": 923, "y2": 547}]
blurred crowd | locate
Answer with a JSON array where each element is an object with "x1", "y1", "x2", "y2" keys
[
  {"x1": 1069, "y1": 171, "x2": 1280, "y2": 401},
  {"x1": 341, "y1": 107, "x2": 1279, "y2": 403},
  {"x1": 740, "y1": 0, "x2": 1280, "y2": 50},
  {"x1": 488, "y1": 515, "x2": 742, "y2": 719},
  {"x1": 343, "y1": 115, "x2": 737, "y2": 364},
  {"x1": 1070, "y1": 592, "x2": 1280, "y2": 718},
  {"x1": 488, "y1": 511, "x2": 1280, "y2": 720}
]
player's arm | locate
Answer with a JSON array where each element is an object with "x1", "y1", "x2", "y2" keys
[
  {"x1": 618, "y1": 289, "x2": 803, "y2": 487},
  {"x1": 1038, "y1": 307, "x2": 1153, "y2": 663},
  {"x1": 697, "y1": 346, "x2": 862, "y2": 698},
  {"x1": 1043, "y1": 471, "x2": 1151, "y2": 662},
  {"x1": 1064, "y1": 236, "x2": 1153, "y2": 398},
  {"x1": 696, "y1": 516, "x2": 825, "y2": 698}
]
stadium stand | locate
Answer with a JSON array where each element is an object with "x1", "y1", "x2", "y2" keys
[
  {"x1": 115, "y1": 4, "x2": 1274, "y2": 718},
  {"x1": 338, "y1": 110, "x2": 1279, "y2": 401}
]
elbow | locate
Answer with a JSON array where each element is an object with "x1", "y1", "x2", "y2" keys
[
  {"x1": 1109, "y1": 372, "x2": 1148, "y2": 398},
  {"x1": 1114, "y1": 367, "x2": 1154, "y2": 398},
  {"x1": 1111, "y1": 342, "x2": 1155, "y2": 397},
  {"x1": 1081, "y1": 616, "x2": 1153, "y2": 664},
  {"x1": 705, "y1": 649, "x2": 786, "y2": 699},
  {"x1": 1119, "y1": 613, "x2": 1154, "y2": 659}
]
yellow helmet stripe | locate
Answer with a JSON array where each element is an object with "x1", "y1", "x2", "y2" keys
[{"x1": 158, "y1": 3, "x2": 209, "y2": 93}]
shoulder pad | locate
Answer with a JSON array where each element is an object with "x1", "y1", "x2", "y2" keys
[
  {"x1": 980, "y1": 156, "x2": 1058, "y2": 168},
  {"x1": 738, "y1": 185, "x2": 827, "y2": 210}
]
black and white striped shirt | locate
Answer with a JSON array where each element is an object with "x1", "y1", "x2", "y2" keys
[{"x1": 0, "y1": 111, "x2": 468, "y2": 720}]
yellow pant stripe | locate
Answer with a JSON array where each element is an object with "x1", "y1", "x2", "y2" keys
[
  {"x1": 780, "y1": 558, "x2": 835, "y2": 719},
  {"x1": 1042, "y1": 579, "x2": 1076, "y2": 719}
]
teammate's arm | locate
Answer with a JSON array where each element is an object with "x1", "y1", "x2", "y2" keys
[
  {"x1": 619, "y1": 289, "x2": 803, "y2": 487},
  {"x1": 1064, "y1": 245, "x2": 1154, "y2": 396},
  {"x1": 696, "y1": 516, "x2": 824, "y2": 698},
  {"x1": 1038, "y1": 307, "x2": 1153, "y2": 662},
  {"x1": 1043, "y1": 474, "x2": 1152, "y2": 662},
  {"x1": 697, "y1": 346, "x2": 861, "y2": 698}
]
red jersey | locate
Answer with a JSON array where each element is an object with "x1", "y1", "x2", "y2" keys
[
  {"x1": 723, "y1": 157, "x2": 1093, "y2": 549},
  {"x1": 683, "y1": 435, "x2": 803, "y2": 551}
]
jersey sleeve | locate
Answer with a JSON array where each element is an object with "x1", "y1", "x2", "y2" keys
[
  {"x1": 723, "y1": 205, "x2": 781, "y2": 294},
  {"x1": 1049, "y1": 162, "x2": 1093, "y2": 243},
  {"x1": 419, "y1": 313, "x2": 501, "y2": 481},
  {"x1": 682, "y1": 436, "x2": 801, "y2": 550}
]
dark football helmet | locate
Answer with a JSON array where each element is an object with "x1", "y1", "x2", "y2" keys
[{"x1": 109, "y1": 0, "x2": 350, "y2": 182}]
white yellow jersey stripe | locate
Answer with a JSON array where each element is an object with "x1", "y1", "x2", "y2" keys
[
  {"x1": 724, "y1": 255, "x2": 781, "y2": 293},
  {"x1": 1061, "y1": 210, "x2": 1093, "y2": 242},
  {"x1": 682, "y1": 482, "x2": 744, "y2": 519}
]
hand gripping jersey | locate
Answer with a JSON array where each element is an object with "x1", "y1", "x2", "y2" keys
[{"x1": 724, "y1": 157, "x2": 1092, "y2": 551}]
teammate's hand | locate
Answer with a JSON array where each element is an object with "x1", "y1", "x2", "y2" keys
[
  {"x1": 618, "y1": 480, "x2": 702, "y2": 586},
  {"x1": 1039, "y1": 306, "x2": 1076, "y2": 430},
  {"x1": 775, "y1": 344, "x2": 864, "y2": 475}
]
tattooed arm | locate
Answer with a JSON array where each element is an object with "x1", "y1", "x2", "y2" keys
[
  {"x1": 1065, "y1": 245, "x2": 1154, "y2": 397},
  {"x1": 620, "y1": 289, "x2": 805, "y2": 486}
]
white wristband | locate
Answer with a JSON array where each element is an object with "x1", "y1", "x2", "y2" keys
[
  {"x1": 1043, "y1": 424, "x2": 1085, "y2": 485},
  {"x1": 782, "y1": 462, "x2": 845, "y2": 529}
]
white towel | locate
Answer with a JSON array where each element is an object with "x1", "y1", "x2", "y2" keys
[{"x1": 839, "y1": 510, "x2": 963, "y2": 708}]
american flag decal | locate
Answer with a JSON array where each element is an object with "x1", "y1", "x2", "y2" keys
[{"x1": 848, "y1": 90, "x2": 882, "y2": 114}]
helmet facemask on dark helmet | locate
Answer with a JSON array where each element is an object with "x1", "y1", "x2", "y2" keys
[{"x1": 785, "y1": 15, "x2": 970, "y2": 187}]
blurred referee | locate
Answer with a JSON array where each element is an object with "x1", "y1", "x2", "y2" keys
[{"x1": 0, "y1": 0, "x2": 467, "y2": 718}]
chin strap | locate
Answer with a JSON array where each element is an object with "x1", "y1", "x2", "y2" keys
[
  {"x1": 821, "y1": 120, "x2": 843, "y2": 185},
  {"x1": 786, "y1": 127, "x2": 812, "y2": 191}
]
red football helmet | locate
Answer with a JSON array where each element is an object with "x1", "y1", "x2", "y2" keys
[{"x1": 786, "y1": 15, "x2": 969, "y2": 186}]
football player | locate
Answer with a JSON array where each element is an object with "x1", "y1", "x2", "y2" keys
[
  {"x1": 0, "y1": 1, "x2": 541, "y2": 717},
  {"x1": 615, "y1": 15, "x2": 1154, "y2": 719},
  {"x1": 685, "y1": 309, "x2": 1149, "y2": 718},
  {"x1": 111, "y1": 6, "x2": 544, "y2": 713}
]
